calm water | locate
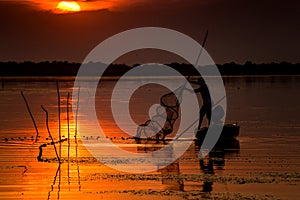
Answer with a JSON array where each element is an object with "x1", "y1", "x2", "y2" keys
[{"x1": 0, "y1": 76, "x2": 299, "y2": 199}]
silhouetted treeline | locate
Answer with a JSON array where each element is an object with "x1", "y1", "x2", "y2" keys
[
  {"x1": 217, "y1": 61, "x2": 300, "y2": 75},
  {"x1": 0, "y1": 61, "x2": 80, "y2": 76},
  {"x1": 0, "y1": 61, "x2": 299, "y2": 76}
]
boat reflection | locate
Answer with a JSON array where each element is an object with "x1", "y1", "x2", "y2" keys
[
  {"x1": 137, "y1": 137, "x2": 240, "y2": 193},
  {"x1": 200, "y1": 158, "x2": 214, "y2": 192},
  {"x1": 159, "y1": 162, "x2": 184, "y2": 191}
]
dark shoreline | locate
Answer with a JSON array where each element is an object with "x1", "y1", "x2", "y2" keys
[{"x1": 0, "y1": 61, "x2": 299, "y2": 77}]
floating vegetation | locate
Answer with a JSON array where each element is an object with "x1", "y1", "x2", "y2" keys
[
  {"x1": 3, "y1": 135, "x2": 36, "y2": 142},
  {"x1": 85, "y1": 190, "x2": 279, "y2": 200},
  {"x1": 84, "y1": 172, "x2": 300, "y2": 184},
  {"x1": 0, "y1": 165, "x2": 27, "y2": 174}
]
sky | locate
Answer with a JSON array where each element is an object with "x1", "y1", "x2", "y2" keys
[{"x1": 0, "y1": 0, "x2": 299, "y2": 64}]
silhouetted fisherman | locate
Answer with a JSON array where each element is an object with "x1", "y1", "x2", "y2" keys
[{"x1": 187, "y1": 78, "x2": 212, "y2": 130}]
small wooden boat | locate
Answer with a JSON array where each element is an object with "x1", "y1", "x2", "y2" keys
[{"x1": 196, "y1": 123, "x2": 240, "y2": 141}]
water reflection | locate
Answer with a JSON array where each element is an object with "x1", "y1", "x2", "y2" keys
[
  {"x1": 136, "y1": 137, "x2": 240, "y2": 194},
  {"x1": 197, "y1": 137, "x2": 240, "y2": 194},
  {"x1": 47, "y1": 163, "x2": 61, "y2": 200},
  {"x1": 159, "y1": 162, "x2": 184, "y2": 191},
  {"x1": 45, "y1": 140, "x2": 82, "y2": 200},
  {"x1": 199, "y1": 158, "x2": 214, "y2": 192}
]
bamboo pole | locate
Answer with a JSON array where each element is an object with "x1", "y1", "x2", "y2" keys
[
  {"x1": 58, "y1": 161, "x2": 61, "y2": 200},
  {"x1": 67, "y1": 92, "x2": 70, "y2": 187},
  {"x1": 194, "y1": 30, "x2": 208, "y2": 67},
  {"x1": 56, "y1": 81, "x2": 61, "y2": 159},
  {"x1": 74, "y1": 87, "x2": 80, "y2": 147},
  {"x1": 21, "y1": 91, "x2": 39, "y2": 142},
  {"x1": 75, "y1": 87, "x2": 81, "y2": 191},
  {"x1": 41, "y1": 105, "x2": 60, "y2": 163}
]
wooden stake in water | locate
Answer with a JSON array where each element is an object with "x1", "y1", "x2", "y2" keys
[
  {"x1": 56, "y1": 81, "x2": 61, "y2": 159},
  {"x1": 41, "y1": 105, "x2": 60, "y2": 163},
  {"x1": 75, "y1": 87, "x2": 81, "y2": 191},
  {"x1": 67, "y1": 92, "x2": 70, "y2": 187},
  {"x1": 21, "y1": 91, "x2": 39, "y2": 142}
]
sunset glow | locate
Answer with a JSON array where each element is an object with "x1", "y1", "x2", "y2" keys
[{"x1": 56, "y1": 1, "x2": 81, "y2": 12}]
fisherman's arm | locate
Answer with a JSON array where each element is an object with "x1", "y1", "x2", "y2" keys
[
  {"x1": 188, "y1": 79, "x2": 199, "y2": 85},
  {"x1": 185, "y1": 87, "x2": 201, "y2": 93}
]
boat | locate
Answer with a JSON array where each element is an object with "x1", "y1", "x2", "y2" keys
[{"x1": 196, "y1": 123, "x2": 240, "y2": 141}]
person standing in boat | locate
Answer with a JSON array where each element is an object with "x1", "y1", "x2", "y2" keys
[{"x1": 186, "y1": 78, "x2": 212, "y2": 130}]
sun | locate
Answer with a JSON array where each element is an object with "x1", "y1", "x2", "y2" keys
[{"x1": 56, "y1": 1, "x2": 81, "y2": 12}]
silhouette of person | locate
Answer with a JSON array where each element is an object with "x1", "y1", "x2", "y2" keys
[
  {"x1": 199, "y1": 158, "x2": 214, "y2": 193},
  {"x1": 187, "y1": 78, "x2": 212, "y2": 130}
]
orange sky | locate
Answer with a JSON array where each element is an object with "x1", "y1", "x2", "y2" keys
[
  {"x1": 0, "y1": 0, "x2": 299, "y2": 64},
  {"x1": 30, "y1": 0, "x2": 121, "y2": 12},
  {"x1": 5, "y1": 0, "x2": 168, "y2": 12}
]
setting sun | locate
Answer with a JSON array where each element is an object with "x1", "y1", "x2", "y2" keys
[{"x1": 56, "y1": 1, "x2": 81, "y2": 12}]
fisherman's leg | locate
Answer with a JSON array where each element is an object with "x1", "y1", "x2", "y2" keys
[
  {"x1": 206, "y1": 104, "x2": 212, "y2": 126},
  {"x1": 198, "y1": 117, "x2": 204, "y2": 130},
  {"x1": 198, "y1": 106, "x2": 206, "y2": 130}
]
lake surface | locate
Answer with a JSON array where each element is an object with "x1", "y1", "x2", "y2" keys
[{"x1": 0, "y1": 76, "x2": 299, "y2": 199}]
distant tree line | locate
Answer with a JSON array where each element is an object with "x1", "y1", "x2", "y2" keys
[
  {"x1": 217, "y1": 61, "x2": 300, "y2": 75},
  {"x1": 0, "y1": 61, "x2": 80, "y2": 76},
  {"x1": 0, "y1": 61, "x2": 299, "y2": 76}
]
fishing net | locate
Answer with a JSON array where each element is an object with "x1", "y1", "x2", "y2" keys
[{"x1": 136, "y1": 84, "x2": 186, "y2": 142}]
